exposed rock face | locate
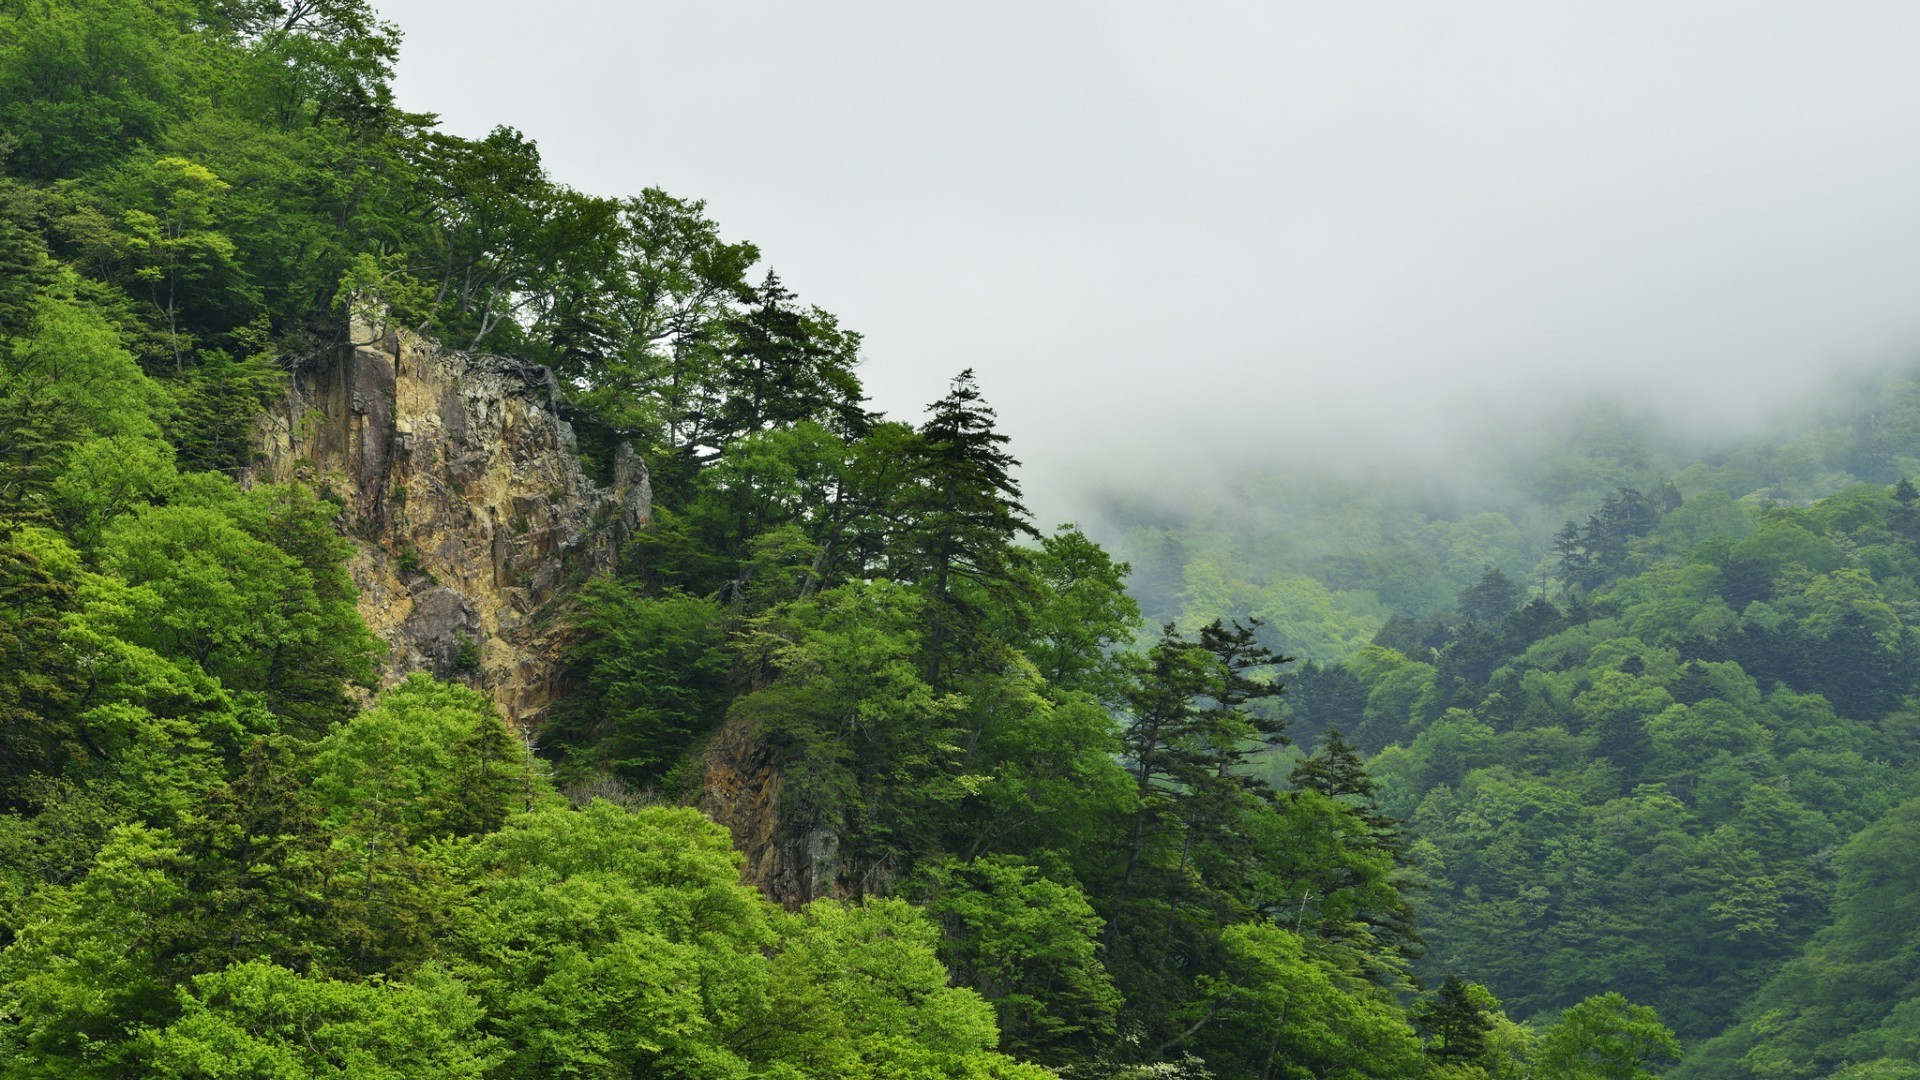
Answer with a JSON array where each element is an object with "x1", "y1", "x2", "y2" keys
[
  {"x1": 698, "y1": 712, "x2": 896, "y2": 908},
  {"x1": 248, "y1": 314, "x2": 649, "y2": 728},
  {"x1": 697, "y1": 715, "x2": 833, "y2": 906}
]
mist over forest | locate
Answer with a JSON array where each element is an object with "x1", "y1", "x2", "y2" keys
[{"x1": 10, "y1": 1, "x2": 1920, "y2": 1077}]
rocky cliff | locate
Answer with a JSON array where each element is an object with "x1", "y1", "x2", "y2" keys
[
  {"x1": 698, "y1": 714, "x2": 835, "y2": 906},
  {"x1": 248, "y1": 313, "x2": 650, "y2": 729},
  {"x1": 700, "y1": 711, "x2": 904, "y2": 907}
]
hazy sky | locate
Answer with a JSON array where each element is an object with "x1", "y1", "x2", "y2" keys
[{"x1": 376, "y1": 1, "x2": 1920, "y2": 518}]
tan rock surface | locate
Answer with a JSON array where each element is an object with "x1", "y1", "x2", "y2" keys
[{"x1": 248, "y1": 314, "x2": 649, "y2": 730}]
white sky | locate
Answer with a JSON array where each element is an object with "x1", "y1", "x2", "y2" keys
[{"x1": 375, "y1": 1, "x2": 1920, "y2": 519}]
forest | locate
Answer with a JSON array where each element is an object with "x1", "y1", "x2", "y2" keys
[{"x1": 0, "y1": 1, "x2": 1913, "y2": 1077}]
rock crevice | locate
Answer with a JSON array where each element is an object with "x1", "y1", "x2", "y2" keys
[{"x1": 249, "y1": 314, "x2": 649, "y2": 728}]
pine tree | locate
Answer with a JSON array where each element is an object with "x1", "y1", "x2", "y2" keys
[
  {"x1": 1291, "y1": 727, "x2": 1378, "y2": 803},
  {"x1": 1287, "y1": 728, "x2": 1422, "y2": 961}
]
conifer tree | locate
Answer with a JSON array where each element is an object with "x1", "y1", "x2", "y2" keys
[
  {"x1": 1458, "y1": 565, "x2": 1519, "y2": 625},
  {"x1": 888, "y1": 370, "x2": 1038, "y2": 688},
  {"x1": 1416, "y1": 972, "x2": 1494, "y2": 1066}
]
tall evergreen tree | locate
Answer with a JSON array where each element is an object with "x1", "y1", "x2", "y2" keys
[
  {"x1": 888, "y1": 370, "x2": 1038, "y2": 688},
  {"x1": 1416, "y1": 972, "x2": 1494, "y2": 1066},
  {"x1": 1458, "y1": 565, "x2": 1520, "y2": 625}
]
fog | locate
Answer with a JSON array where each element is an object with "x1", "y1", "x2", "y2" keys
[{"x1": 375, "y1": 1, "x2": 1920, "y2": 524}]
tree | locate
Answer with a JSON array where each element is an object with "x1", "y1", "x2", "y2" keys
[
  {"x1": 1018, "y1": 525, "x2": 1141, "y2": 705},
  {"x1": 1458, "y1": 565, "x2": 1520, "y2": 626},
  {"x1": 0, "y1": 0, "x2": 193, "y2": 180},
  {"x1": 0, "y1": 282, "x2": 165, "y2": 511},
  {"x1": 171, "y1": 737, "x2": 341, "y2": 976},
  {"x1": 1534, "y1": 993, "x2": 1681, "y2": 1079},
  {"x1": 551, "y1": 582, "x2": 729, "y2": 788},
  {"x1": 920, "y1": 855, "x2": 1121, "y2": 1066},
  {"x1": 137, "y1": 961, "x2": 500, "y2": 1079},
  {"x1": 1279, "y1": 727, "x2": 1421, "y2": 964},
  {"x1": 408, "y1": 126, "x2": 616, "y2": 351},
  {"x1": 888, "y1": 370, "x2": 1038, "y2": 688},
  {"x1": 445, "y1": 801, "x2": 781, "y2": 1078},
  {"x1": 0, "y1": 532, "x2": 85, "y2": 801},
  {"x1": 1194, "y1": 922, "x2": 1423, "y2": 1080},
  {"x1": 117, "y1": 156, "x2": 251, "y2": 369},
  {"x1": 1102, "y1": 620, "x2": 1291, "y2": 1049},
  {"x1": 706, "y1": 271, "x2": 869, "y2": 454},
  {"x1": 92, "y1": 480, "x2": 380, "y2": 735},
  {"x1": 727, "y1": 580, "x2": 963, "y2": 899},
  {"x1": 536, "y1": 186, "x2": 758, "y2": 449},
  {"x1": 1416, "y1": 972, "x2": 1494, "y2": 1066},
  {"x1": 0, "y1": 823, "x2": 192, "y2": 1074}
]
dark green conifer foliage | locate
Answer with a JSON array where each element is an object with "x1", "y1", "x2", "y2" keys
[
  {"x1": 712, "y1": 271, "x2": 870, "y2": 448},
  {"x1": 1458, "y1": 565, "x2": 1519, "y2": 625},
  {"x1": 1891, "y1": 478, "x2": 1920, "y2": 544},
  {"x1": 1416, "y1": 972, "x2": 1494, "y2": 1065},
  {"x1": 889, "y1": 369, "x2": 1038, "y2": 688},
  {"x1": 0, "y1": 536, "x2": 85, "y2": 801},
  {"x1": 173, "y1": 738, "x2": 338, "y2": 975},
  {"x1": 1292, "y1": 727, "x2": 1381, "y2": 806}
]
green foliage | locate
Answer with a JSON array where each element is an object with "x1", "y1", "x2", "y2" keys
[
  {"x1": 310, "y1": 675, "x2": 523, "y2": 845},
  {"x1": 138, "y1": 961, "x2": 501, "y2": 1079},
  {"x1": 1019, "y1": 524, "x2": 1142, "y2": 704},
  {"x1": 777, "y1": 896, "x2": 1048, "y2": 1079},
  {"x1": 444, "y1": 801, "x2": 1045, "y2": 1078},
  {"x1": 921, "y1": 855, "x2": 1122, "y2": 1064},
  {"x1": 1689, "y1": 797, "x2": 1920, "y2": 1079},
  {"x1": 552, "y1": 581, "x2": 729, "y2": 787},
  {"x1": 26, "y1": 3, "x2": 1920, "y2": 1075},
  {"x1": 0, "y1": 0, "x2": 194, "y2": 180},
  {"x1": 1417, "y1": 972, "x2": 1496, "y2": 1066},
  {"x1": 0, "y1": 531, "x2": 85, "y2": 802},
  {"x1": 1535, "y1": 993, "x2": 1681, "y2": 1080},
  {"x1": 91, "y1": 479, "x2": 379, "y2": 733},
  {"x1": 731, "y1": 580, "x2": 965, "y2": 893},
  {"x1": 1195, "y1": 921, "x2": 1423, "y2": 1079}
]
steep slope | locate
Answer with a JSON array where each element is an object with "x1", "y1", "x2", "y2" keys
[{"x1": 247, "y1": 312, "x2": 651, "y2": 728}]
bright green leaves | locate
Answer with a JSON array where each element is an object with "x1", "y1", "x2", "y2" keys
[
  {"x1": 311, "y1": 675, "x2": 524, "y2": 845},
  {"x1": 138, "y1": 961, "x2": 500, "y2": 1080},
  {"x1": 90, "y1": 489, "x2": 376, "y2": 734},
  {"x1": 776, "y1": 897, "x2": 1045, "y2": 1080},
  {"x1": 439, "y1": 801, "x2": 1041, "y2": 1079},
  {"x1": 117, "y1": 156, "x2": 248, "y2": 368},
  {"x1": 446, "y1": 801, "x2": 777, "y2": 1078},
  {"x1": 1535, "y1": 993, "x2": 1681, "y2": 1080},
  {"x1": 81, "y1": 478, "x2": 378, "y2": 734},
  {"x1": 0, "y1": 282, "x2": 166, "y2": 509},
  {"x1": 0, "y1": 822, "x2": 191, "y2": 1077},
  {"x1": 1196, "y1": 922, "x2": 1423, "y2": 1080},
  {"x1": 732, "y1": 580, "x2": 964, "y2": 891},
  {"x1": 308, "y1": 677, "x2": 523, "y2": 976},
  {"x1": 0, "y1": 0, "x2": 195, "y2": 180},
  {"x1": 921, "y1": 856, "x2": 1121, "y2": 1064},
  {"x1": 1019, "y1": 525, "x2": 1141, "y2": 705}
]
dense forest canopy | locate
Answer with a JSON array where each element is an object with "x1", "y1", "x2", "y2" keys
[{"x1": 1, "y1": 1, "x2": 1918, "y2": 1077}]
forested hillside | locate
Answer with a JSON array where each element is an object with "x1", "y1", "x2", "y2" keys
[
  {"x1": 1, "y1": 1, "x2": 1912, "y2": 1077},
  {"x1": 1095, "y1": 373, "x2": 1920, "y2": 1077}
]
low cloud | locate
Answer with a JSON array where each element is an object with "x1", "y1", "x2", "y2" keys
[{"x1": 378, "y1": 0, "x2": 1920, "y2": 526}]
